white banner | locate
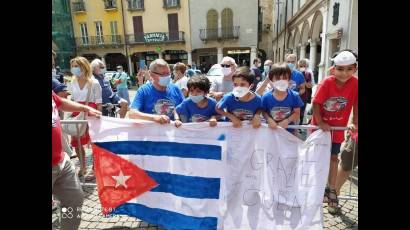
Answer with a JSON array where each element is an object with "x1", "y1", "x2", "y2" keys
[{"x1": 88, "y1": 117, "x2": 331, "y2": 230}]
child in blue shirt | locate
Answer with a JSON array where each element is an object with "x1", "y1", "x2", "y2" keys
[
  {"x1": 216, "y1": 66, "x2": 263, "y2": 128},
  {"x1": 174, "y1": 75, "x2": 219, "y2": 127},
  {"x1": 261, "y1": 62, "x2": 304, "y2": 133}
]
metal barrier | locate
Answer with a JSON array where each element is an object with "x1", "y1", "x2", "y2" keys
[{"x1": 59, "y1": 120, "x2": 357, "y2": 201}]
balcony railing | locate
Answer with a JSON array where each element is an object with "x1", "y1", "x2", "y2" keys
[
  {"x1": 75, "y1": 35, "x2": 124, "y2": 48},
  {"x1": 128, "y1": 0, "x2": 144, "y2": 11},
  {"x1": 126, "y1": 31, "x2": 185, "y2": 44},
  {"x1": 163, "y1": 0, "x2": 180, "y2": 9},
  {"x1": 72, "y1": 1, "x2": 86, "y2": 12},
  {"x1": 199, "y1": 26, "x2": 240, "y2": 41},
  {"x1": 104, "y1": 0, "x2": 117, "y2": 10}
]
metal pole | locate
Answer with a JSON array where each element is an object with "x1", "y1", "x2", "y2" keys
[
  {"x1": 120, "y1": 0, "x2": 130, "y2": 75},
  {"x1": 283, "y1": 0, "x2": 288, "y2": 59},
  {"x1": 276, "y1": 1, "x2": 280, "y2": 62}
]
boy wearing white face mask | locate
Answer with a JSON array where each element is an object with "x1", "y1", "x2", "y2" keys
[
  {"x1": 173, "y1": 75, "x2": 219, "y2": 128},
  {"x1": 215, "y1": 66, "x2": 263, "y2": 128},
  {"x1": 261, "y1": 62, "x2": 304, "y2": 133}
]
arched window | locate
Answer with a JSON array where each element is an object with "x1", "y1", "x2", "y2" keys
[
  {"x1": 207, "y1": 9, "x2": 218, "y2": 39},
  {"x1": 221, "y1": 8, "x2": 233, "y2": 38}
]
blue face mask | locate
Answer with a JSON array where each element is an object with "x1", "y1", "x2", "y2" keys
[
  {"x1": 287, "y1": 63, "x2": 295, "y2": 70},
  {"x1": 100, "y1": 68, "x2": 106, "y2": 75},
  {"x1": 71, "y1": 67, "x2": 81, "y2": 77},
  {"x1": 264, "y1": 66, "x2": 270, "y2": 73},
  {"x1": 190, "y1": 94, "x2": 205, "y2": 103},
  {"x1": 158, "y1": 75, "x2": 171, "y2": 86}
]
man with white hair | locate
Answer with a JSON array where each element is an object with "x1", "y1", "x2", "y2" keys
[
  {"x1": 128, "y1": 59, "x2": 184, "y2": 124},
  {"x1": 209, "y1": 56, "x2": 237, "y2": 101},
  {"x1": 91, "y1": 59, "x2": 128, "y2": 118}
]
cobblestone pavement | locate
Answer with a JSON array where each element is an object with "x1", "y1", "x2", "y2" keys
[{"x1": 52, "y1": 147, "x2": 358, "y2": 230}]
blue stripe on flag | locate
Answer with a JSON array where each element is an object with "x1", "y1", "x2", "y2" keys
[
  {"x1": 112, "y1": 203, "x2": 217, "y2": 230},
  {"x1": 147, "y1": 171, "x2": 220, "y2": 199},
  {"x1": 94, "y1": 141, "x2": 221, "y2": 160}
]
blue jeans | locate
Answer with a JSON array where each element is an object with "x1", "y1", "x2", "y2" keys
[{"x1": 117, "y1": 88, "x2": 130, "y2": 104}]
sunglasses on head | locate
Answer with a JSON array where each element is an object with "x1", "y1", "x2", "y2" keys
[{"x1": 221, "y1": 64, "x2": 231, "y2": 68}]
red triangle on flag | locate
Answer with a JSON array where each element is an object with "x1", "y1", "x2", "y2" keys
[{"x1": 92, "y1": 144, "x2": 158, "y2": 215}]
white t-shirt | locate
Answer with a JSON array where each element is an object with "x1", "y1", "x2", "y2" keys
[
  {"x1": 174, "y1": 76, "x2": 189, "y2": 92},
  {"x1": 68, "y1": 77, "x2": 102, "y2": 104},
  {"x1": 210, "y1": 76, "x2": 233, "y2": 93}
]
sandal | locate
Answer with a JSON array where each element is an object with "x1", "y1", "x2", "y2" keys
[
  {"x1": 327, "y1": 188, "x2": 340, "y2": 215},
  {"x1": 323, "y1": 186, "x2": 330, "y2": 203}
]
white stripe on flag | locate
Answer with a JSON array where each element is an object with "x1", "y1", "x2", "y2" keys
[
  {"x1": 119, "y1": 154, "x2": 224, "y2": 178},
  {"x1": 127, "y1": 191, "x2": 222, "y2": 218}
]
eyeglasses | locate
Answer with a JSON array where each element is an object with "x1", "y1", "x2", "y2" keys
[
  {"x1": 221, "y1": 64, "x2": 231, "y2": 68},
  {"x1": 152, "y1": 71, "x2": 170, "y2": 77}
]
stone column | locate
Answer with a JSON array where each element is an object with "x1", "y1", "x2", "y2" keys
[
  {"x1": 309, "y1": 41, "x2": 317, "y2": 73},
  {"x1": 187, "y1": 51, "x2": 192, "y2": 65},
  {"x1": 318, "y1": 7, "x2": 328, "y2": 83},
  {"x1": 217, "y1": 47, "x2": 223, "y2": 63},
  {"x1": 128, "y1": 55, "x2": 133, "y2": 76},
  {"x1": 250, "y1": 46, "x2": 257, "y2": 67},
  {"x1": 300, "y1": 44, "x2": 306, "y2": 59}
]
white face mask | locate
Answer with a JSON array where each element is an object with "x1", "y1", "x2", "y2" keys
[
  {"x1": 273, "y1": 80, "x2": 289, "y2": 92},
  {"x1": 222, "y1": 67, "x2": 232, "y2": 76},
  {"x1": 232, "y1": 86, "x2": 249, "y2": 98}
]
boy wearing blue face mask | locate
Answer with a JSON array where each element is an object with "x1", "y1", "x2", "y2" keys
[
  {"x1": 261, "y1": 62, "x2": 304, "y2": 134},
  {"x1": 173, "y1": 75, "x2": 218, "y2": 128},
  {"x1": 216, "y1": 66, "x2": 263, "y2": 128},
  {"x1": 129, "y1": 59, "x2": 184, "y2": 124}
]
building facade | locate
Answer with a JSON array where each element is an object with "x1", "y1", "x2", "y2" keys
[
  {"x1": 272, "y1": 0, "x2": 357, "y2": 83},
  {"x1": 122, "y1": 0, "x2": 192, "y2": 73},
  {"x1": 189, "y1": 0, "x2": 259, "y2": 70},
  {"x1": 258, "y1": 0, "x2": 274, "y2": 61},
  {"x1": 52, "y1": 0, "x2": 77, "y2": 71},
  {"x1": 71, "y1": 0, "x2": 128, "y2": 72}
]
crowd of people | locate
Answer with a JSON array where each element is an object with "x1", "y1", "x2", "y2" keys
[{"x1": 52, "y1": 48, "x2": 358, "y2": 229}]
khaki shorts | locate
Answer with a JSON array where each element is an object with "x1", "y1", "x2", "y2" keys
[{"x1": 340, "y1": 132, "x2": 358, "y2": 171}]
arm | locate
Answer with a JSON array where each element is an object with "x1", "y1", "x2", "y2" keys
[
  {"x1": 298, "y1": 82, "x2": 306, "y2": 96},
  {"x1": 173, "y1": 109, "x2": 182, "y2": 128},
  {"x1": 251, "y1": 109, "x2": 263, "y2": 128},
  {"x1": 278, "y1": 108, "x2": 301, "y2": 128},
  {"x1": 209, "y1": 115, "x2": 217, "y2": 127},
  {"x1": 94, "y1": 81, "x2": 103, "y2": 112},
  {"x1": 313, "y1": 102, "x2": 330, "y2": 131},
  {"x1": 215, "y1": 107, "x2": 242, "y2": 128},
  {"x1": 256, "y1": 78, "x2": 271, "y2": 96},
  {"x1": 59, "y1": 97, "x2": 101, "y2": 117},
  {"x1": 128, "y1": 109, "x2": 170, "y2": 124},
  {"x1": 262, "y1": 111, "x2": 277, "y2": 129},
  {"x1": 349, "y1": 103, "x2": 358, "y2": 132}
]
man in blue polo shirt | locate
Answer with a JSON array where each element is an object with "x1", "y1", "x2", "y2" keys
[
  {"x1": 129, "y1": 59, "x2": 184, "y2": 124},
  {"x1": 285, "y1": 53, "x2": 306, "y2": 96}
]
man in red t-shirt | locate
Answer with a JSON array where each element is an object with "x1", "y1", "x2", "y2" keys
[
  {"x1": 311, "y1": 50, "x2": 358, "y2": 214},
  {"x1": 52, "y1": 90, "x2": 101, "y2": 229}
]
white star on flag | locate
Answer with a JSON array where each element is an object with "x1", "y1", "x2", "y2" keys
[{"x1": 112, "y1": 170, "x2": 131, "y2": 188}]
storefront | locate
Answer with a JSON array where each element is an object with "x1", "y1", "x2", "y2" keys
[
  {"x1": 225, "y1": 48, "x2": 251, "y2": 67},
  {"x1": 163, "y1": 50, "x2": 188, "y2": 64}
]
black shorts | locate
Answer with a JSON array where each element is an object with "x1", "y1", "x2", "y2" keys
[{"x1": 331, "y1": 142, "x2": 342, "y2": 155}]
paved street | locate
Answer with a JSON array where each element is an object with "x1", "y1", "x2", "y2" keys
[{"x1": 53, "y1": 87, "x2": 358, "y2": 230}]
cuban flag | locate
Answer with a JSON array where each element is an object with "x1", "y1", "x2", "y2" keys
[{"x1": 88, "y1": 117, "x2": 227, "y2": 230}]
